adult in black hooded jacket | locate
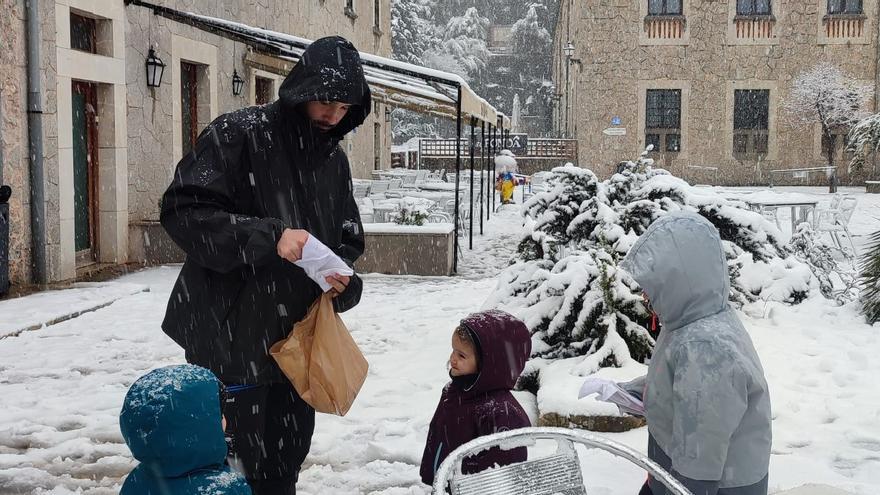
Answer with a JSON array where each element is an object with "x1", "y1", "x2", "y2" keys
[{"x1": 160, "y1": 36, "x2": 370, "y2": 494}]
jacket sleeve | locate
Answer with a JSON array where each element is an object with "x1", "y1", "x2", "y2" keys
[
  {"x1": 332, "y1": 159, "x2": 366, "y2": 313},
  {"x1": 160, "y1": 121, "x2": 287, "y2": 274},
  {"x1": 619, "y1": 375, "x2": 647, "y2": 402},
  {"x1": 420, "y1": 391, "x2": 447, "y2": 486},
  {"x1": 463, "y1": 397, "x2": 529, "y2": 475},
  {"x1": 669, "y1": 340, "x2": 749, "y2": 486}
]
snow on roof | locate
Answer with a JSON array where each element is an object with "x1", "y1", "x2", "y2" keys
[{"x1": 176, "y1": 9, "x2": 496, "y2": 124}]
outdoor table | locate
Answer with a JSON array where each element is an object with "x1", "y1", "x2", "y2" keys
[
  {"x1": 417, "y1": 182, "x2": 464, "y2": 192},
  {"x1": 742, "y1": 195, "x2": 820, "y2": 233}
]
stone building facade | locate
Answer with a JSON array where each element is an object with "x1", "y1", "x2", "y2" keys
[
  {"x1": 0, "y1": 0, "x2": 392, "y2": 288},
  {"x1": 552, "y1": 0, "x2": 880, "y2": 185},
  {"x1": 0, "y1": 1, "x2": 30, "y2": 288}
]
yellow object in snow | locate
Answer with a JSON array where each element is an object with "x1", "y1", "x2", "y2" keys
[{"x1": 501, "y1": 180, "x2": 515, "y2": 203}]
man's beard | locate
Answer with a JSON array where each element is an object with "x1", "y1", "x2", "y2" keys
[{"x1": 312, "y1": 121, "x2": 336, "y2": 132}]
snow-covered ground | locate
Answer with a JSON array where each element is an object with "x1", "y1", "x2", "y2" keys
[{"x1": 0, "y1": 188, "x2": 877, "y2": 494}]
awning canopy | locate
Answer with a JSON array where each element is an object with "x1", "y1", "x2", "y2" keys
[{"x1": 124, "y1": 0, "x2": 502, "y2": 126}]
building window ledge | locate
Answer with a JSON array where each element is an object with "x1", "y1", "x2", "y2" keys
[
  {"x1": 644, "y1": 15, "x2": 687, "y2": 40},
  {"x1": 733, "y1": 15, "x2": 776, "y2": 40},
  {"x1": 823, "y1": 13, "x2": 867, "y2": 21},
  {"x1": 645, "y1": 14, "x2": 686, "y2": 21},
  {"x1": 733, "y1": 14, "x2": 776, "y2": 22}
]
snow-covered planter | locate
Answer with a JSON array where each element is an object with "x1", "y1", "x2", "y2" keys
[
  {"x1": 485, "y1": 150, "x2": 813, "y2": 429},
  {"x1": 357, "y1": 223, "x2": 455, "y2": 276},
  {"x1": 391, "y1": 197, "x2": 430, "y2": 226}
]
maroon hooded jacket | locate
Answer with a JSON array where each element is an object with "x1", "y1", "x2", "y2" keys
[{"x1": 420, "y1": 310, "x2": 532, "y2": 486}]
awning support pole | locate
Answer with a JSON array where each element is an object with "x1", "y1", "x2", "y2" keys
[
  {"x1": 468, "y1": 116, "x2": 476, "y2": 250},
  {"x1": 453, "y1": 86, "x2": 462, "y2": 273}
]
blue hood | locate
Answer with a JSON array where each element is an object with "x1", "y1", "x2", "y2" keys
[{"x1": 120, "y1": 364, "x2": 228, "y2": 478}]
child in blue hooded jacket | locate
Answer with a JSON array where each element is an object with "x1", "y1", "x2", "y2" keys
[{"x1": 119, "y1": 364, "x2": 251, "y2": 495}]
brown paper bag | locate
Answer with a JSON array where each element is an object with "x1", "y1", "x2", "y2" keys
[{"x1": 269, "y1": 292, "x2": 368, "y2": 416}]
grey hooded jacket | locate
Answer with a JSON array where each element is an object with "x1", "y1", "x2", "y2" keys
[{"x1": 620, "y1": 212, "x2": 772, "y2": 495}]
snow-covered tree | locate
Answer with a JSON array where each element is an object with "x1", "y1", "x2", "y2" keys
[
  {"x1": 783, "y1": 62, "x2": 872, "y2": 191},
  {"x1": 845, "y1": 113, "x2": 880, "y2": 174},
  {"x1": 860, "y1": 230, "x2": 880, "y2": 324},
  {"x1": 391, "y1": 0, "x2": 436, "y2": 65},
  {"x1": 510, "y1": 5, "x2": 552, "y2": 65},
  {"x1": 423, "y1": 7, "x2": 491, "y2": 82},
  {"x1": 487, "y1": 150, "x2": 812, "y2": 376},
  {"x1": 390, "y1": 108, "x2": 440, "y2": 144}
]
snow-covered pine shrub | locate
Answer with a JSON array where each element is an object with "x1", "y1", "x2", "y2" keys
[
  {"x1": 860, "y1": 230, "x2": 880, "y2": 324},
  {"x1": 789, "y1": 222, "x2": 858, "y2": 305},
  {"x1": 487, "y1": 149, "x2": 812, "y2": 374},
  {"x1": 391, "y1": 198, "x2": 430, "y2": 226},
  {"x1": 846, "y1": 113, "x2": 880, "y2": 173}
]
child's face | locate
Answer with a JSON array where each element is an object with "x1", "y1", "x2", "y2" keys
[{"x1": 450, "y1": 332, "x2": 479, "y2": 376}]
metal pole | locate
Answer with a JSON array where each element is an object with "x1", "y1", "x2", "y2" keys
[
  {"x1": 468, "y1": 117, "x2": 476, "y2": 250},
  {"x1": 453, "y1": 88, "x2": 462, "y2": 273},
  {"x1": 487, "y1": 124, "x2": 493, "y2": 221},
  {"x1": 26, "y1": 0, "x2": 47, "y2": 286},
  {"x1": 492, "y1": 125, "x2": 504, "y2": 211},
  {"x1": 480, "y1": 121, "x2": 485, "y2": 235}
]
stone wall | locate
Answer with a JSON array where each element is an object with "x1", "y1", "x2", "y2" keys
[
  {"x1": 0, "y1": 2, "x2": 32, "y2": 287},
  {"x1": 2, "y1": 0, "x2": 393, "y2": 288},
  {"x1": 554, "y1": 0, "x2": 880, "y2": 185}
]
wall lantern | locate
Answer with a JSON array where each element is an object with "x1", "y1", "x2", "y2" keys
[
  {"x1": 232, "y1": 69, "x2": 245, "y2": 96},
  {"x1": 145, "y1": 46, "x2": 165, "y2": 88}
]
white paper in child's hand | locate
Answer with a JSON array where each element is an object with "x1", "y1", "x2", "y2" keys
[
  {"x1": 293, "y1": 235, "x2": 354, "y2": 292},
  {"x1": 578, "y1": 376, "x2": 645, "y2": 417}
]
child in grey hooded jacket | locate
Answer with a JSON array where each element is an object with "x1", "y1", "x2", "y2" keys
[{"x1": 620, "y1": 212, "x2": 772, "y2": 495}]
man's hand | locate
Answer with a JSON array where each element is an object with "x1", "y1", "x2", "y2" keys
[
  {"x1": 325, "y1": 273, "x2": 350, "y2": 298},
  {"x1": 277, "y1": 229, "x2": 310, "y2": 263}
]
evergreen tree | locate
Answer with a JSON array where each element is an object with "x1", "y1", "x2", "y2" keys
[
  {"x1": 860, "y1": 230, "x2": 880, "y2": 324},
  {"x1": 846, "y1": 113, "x2": 880, "y2": 173},
  {"x1": 487, "y1": 151, "x2": 812, "y2": 373},
  {"x1": 391, "y1": 0, "x2": 436, "y2": 65},
  {"x1": 424, "y1": 7, "x2": 490, "y2": 82}
]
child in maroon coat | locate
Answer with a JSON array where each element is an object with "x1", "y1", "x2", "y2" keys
[{"x1": 420, "y1": 309, "x2": 533, "y2": 486}]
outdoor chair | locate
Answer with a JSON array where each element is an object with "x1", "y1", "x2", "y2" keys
[
  {"x1": 444, "y1": 199, "x2": 458, "y2": 216},
  {"x1": 433, "y1": 427, "x2": 691, "y2": 495},
  {"x1": 815, "y1": 195, "x2": 858, "y2": 258},
  {"x1": 368, "y1": 180, "x2": 391, "y2": 200},
  {"x1": 427, "y1": 211, "x2": 452, "y2": 223},
  {"x1": 415, "y1": 169, "x2": 429, "y2": 184},
  {"x1": 352, "y1": 182, "x2": 370, "y2": 199}
]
